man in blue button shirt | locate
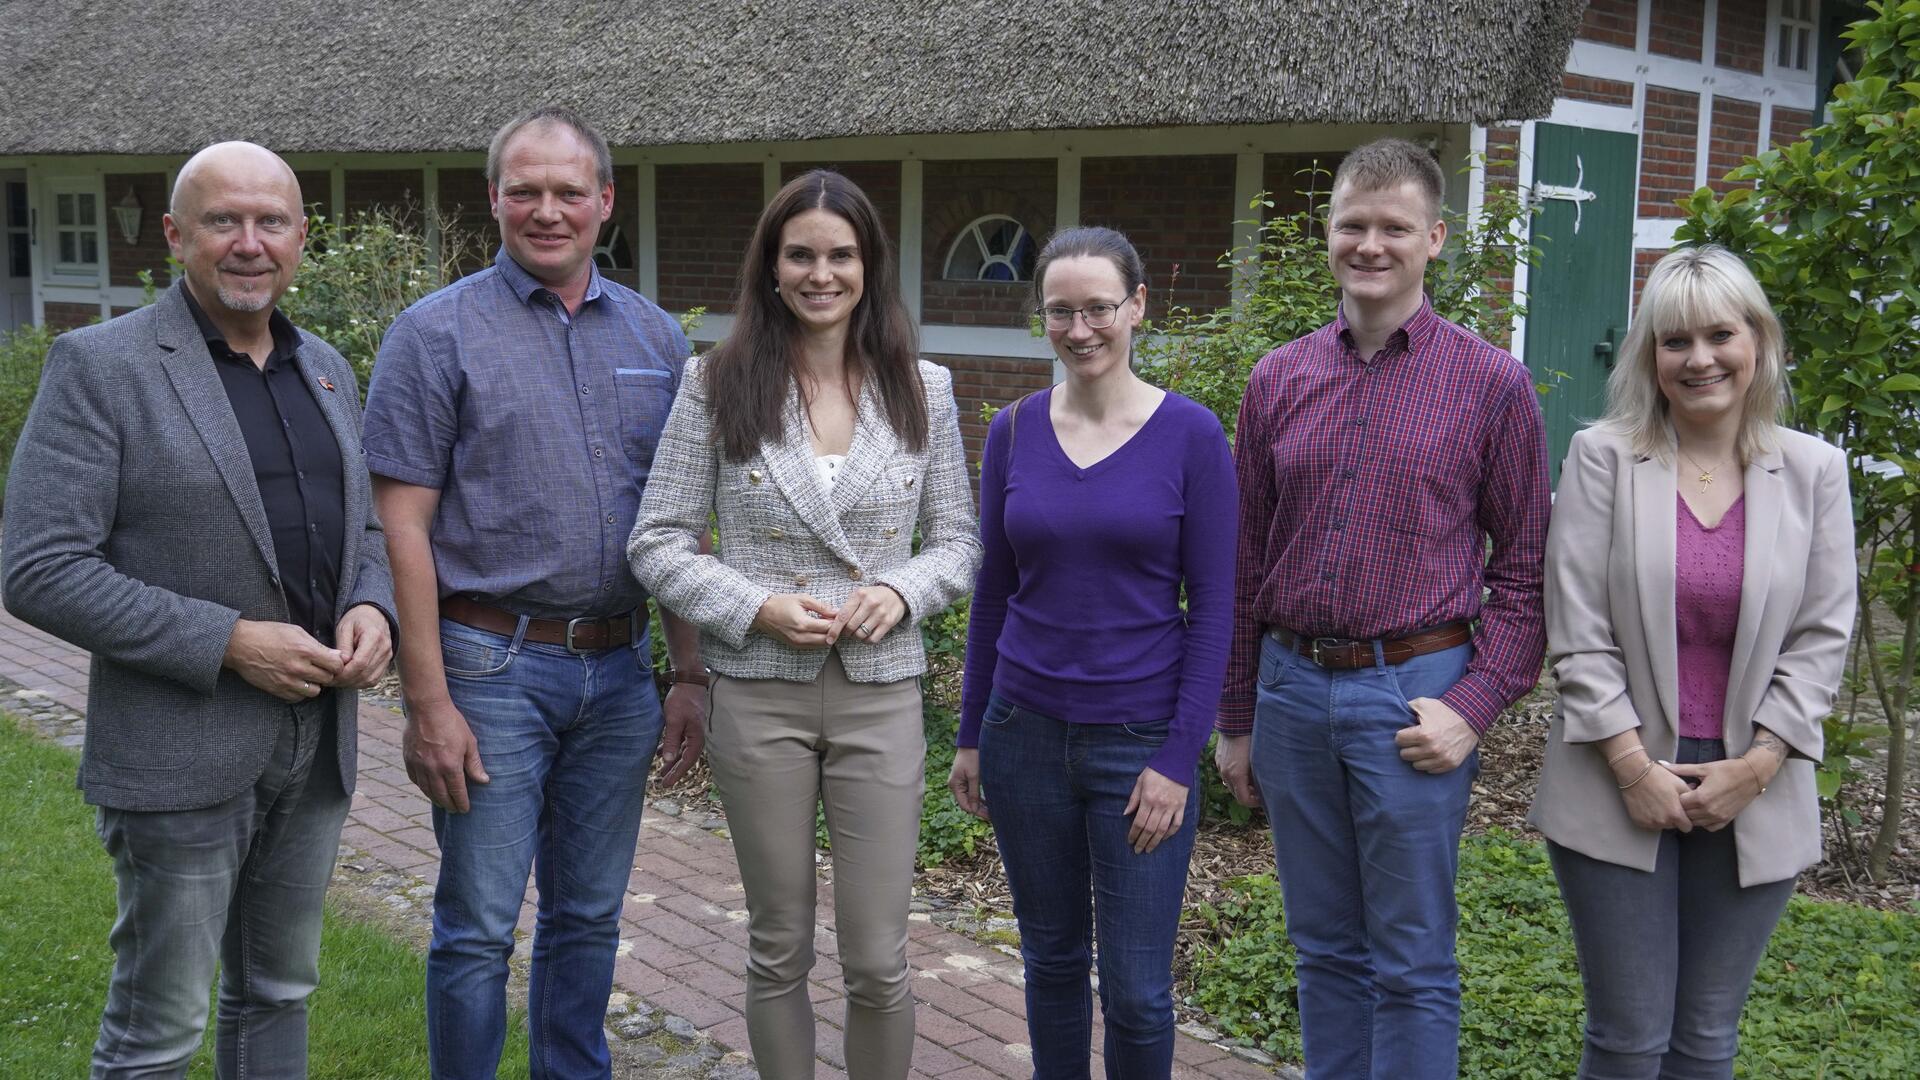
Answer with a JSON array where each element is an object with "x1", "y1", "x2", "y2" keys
[{"x1": 362, "y1": 107, "x2": 705, "y2": 1079}]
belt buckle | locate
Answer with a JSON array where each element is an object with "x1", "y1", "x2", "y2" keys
[
  {"x1": 1310, "y1": 637, "x2": 1344, "y2": 667},
  {"x1": 564, "y1": 616, "x2": 600, "y2": 655}
]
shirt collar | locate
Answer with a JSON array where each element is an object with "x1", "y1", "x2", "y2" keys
[
  {"x1": 494, "y1": 246, "x2": 610, "y2": 310},
  {"x1": 1334, "y1": 294, "x2": 1438, "y2": 358},
  {"x1": 178, "y1": 282, "x2": 301, "y2": 364}
]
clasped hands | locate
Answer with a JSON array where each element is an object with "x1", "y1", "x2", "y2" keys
[
  {"x1": 223, "y1": 605, "x2": 393, "y2": 702},
  {"x1": 1614, "y1": 749, "x2": 1772, "y2": 833},
  {"x1": 752, "y1": 586, "x2": 907, "y2": 648}
]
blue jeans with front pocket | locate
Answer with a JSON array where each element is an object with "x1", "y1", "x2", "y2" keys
[
  {"x1": 1248, "y1": 633, "x2": 1476, "y2": 1080},
  {"x1": 978, "y1": 695, "x2": 1199, "y2": 1079},
  {"x1": 424, "y1": 616, "x2": 663, "y2": 1080}
]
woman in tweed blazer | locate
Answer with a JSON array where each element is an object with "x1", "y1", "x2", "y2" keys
[{"x1": 629, "y1": 170, "x2": 979, "y2": 1080}]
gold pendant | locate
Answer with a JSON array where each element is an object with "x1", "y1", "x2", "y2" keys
[{"x1": 1698, "y1": 471, "x2": 1714, "y2": 487}]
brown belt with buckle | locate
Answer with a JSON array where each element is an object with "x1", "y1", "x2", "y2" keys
[
  {"x1": 1272, "y1": 621, "x2": 1472, "y2": 670},
  {"x1": 440, "y1": 596, "x2": 639, "y2": 653}
]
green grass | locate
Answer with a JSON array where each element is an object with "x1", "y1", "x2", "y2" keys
[
  {"x1": 1191, "y1": 831, "x2": 1920, "y2": 1079},
  {"x1": 0, "y1": 719, "x2": 530, "y2": 1079}
]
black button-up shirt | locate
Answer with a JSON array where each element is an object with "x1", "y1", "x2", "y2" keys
[{"x1": 182, "y1": 287, "x2": 346, "y2": 645}]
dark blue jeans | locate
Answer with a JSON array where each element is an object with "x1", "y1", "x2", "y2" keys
[
  {"x1": 425, "y1": 617, "x2": 663, "y2": 1080},
  {"x1": 978, "y1": 696, "x2": 1199, "y2": 1080},
  {"x1": 1249, "y1": 634, "x2": 1476, "y2": 1080},
  {"x1": 1549, "y1": 738, "x2": 1797, "y2": 1080}
]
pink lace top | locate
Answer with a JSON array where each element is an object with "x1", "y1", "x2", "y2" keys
[{"x1": 1676, "y1": 493, "x2": 1745, "y2": 740}]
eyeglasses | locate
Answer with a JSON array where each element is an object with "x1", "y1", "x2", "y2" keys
[{"x1": 1036, "y1": 297, "x2": 1130, "y2": 331}]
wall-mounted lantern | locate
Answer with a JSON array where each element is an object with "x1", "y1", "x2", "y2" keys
[{"x1": 113, "y1": 187, "x2": 142, "y2": 245}]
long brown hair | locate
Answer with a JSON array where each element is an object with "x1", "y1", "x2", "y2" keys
[{"x1": 703, "y1": 170, "x2": 925, "y2": 461}]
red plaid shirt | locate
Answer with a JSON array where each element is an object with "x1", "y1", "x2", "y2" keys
[{"x1": 1217, "y1": 300, "x2": 1550, "y2": 735}]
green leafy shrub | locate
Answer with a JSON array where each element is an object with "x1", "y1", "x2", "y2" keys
[
  {"x1": 1190, "y1": 831, "x2": 1920, "y2": 1077},
  {"x1": 278, "y1": 207, "x2": 486, "y2": 398},
  {"x1": 0, "y1": 323, "x2": 56, "y2": 506},
  {"x1": 917, "y1": 599, "x2": 994, "y2": 866}
]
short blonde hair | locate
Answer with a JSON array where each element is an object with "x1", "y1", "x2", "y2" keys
[{"x1": 1598, "y1": 245, "x2": 1788, "y2": 464}]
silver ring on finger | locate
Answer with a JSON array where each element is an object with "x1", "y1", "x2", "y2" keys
[{"x1": 858, "y1": 623, "x2": 872, "y2": 636}]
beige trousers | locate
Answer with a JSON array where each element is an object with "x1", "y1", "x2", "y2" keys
[{"x1": 708, "y1": 652, "x2": 924, "y2": 1080}]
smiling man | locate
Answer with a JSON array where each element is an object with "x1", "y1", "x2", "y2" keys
[
  {"x1": 3, "y1": 141, "x2": 395, "y2": 1079},
  {"x1": 360, "y1": 106, "x2": 704, "y2": 1079},
  {"x1": 1212, "y1": 138, "x2": 1551, "y2": 1079}
]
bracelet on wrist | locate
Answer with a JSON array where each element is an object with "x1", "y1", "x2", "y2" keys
[
  {"x1": 667, "y1": 667, "x2": 710, "y2": 687},
  {"x1": 1607, "y1": 745, "x2": 1649, "y2": 769},
  {"x1": 1617, "y1": 759, "x2": 1657, "y2": 790},
  {"x1": 1739, "y1": 754, "x2": 1768, "y2": 795}
]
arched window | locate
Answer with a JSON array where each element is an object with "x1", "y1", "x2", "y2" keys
[{"x1": 943, "y1": 215, "x2": 1035, "y2": 282}]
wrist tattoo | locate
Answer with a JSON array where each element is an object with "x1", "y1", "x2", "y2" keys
[{"x1": 1750, "y1": 730, "x2": 1788, "y2": 762}]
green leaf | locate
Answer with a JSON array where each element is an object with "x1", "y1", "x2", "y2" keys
[{"x1": 1882, "y1": 373, "x2": 1920, "y2": 392}]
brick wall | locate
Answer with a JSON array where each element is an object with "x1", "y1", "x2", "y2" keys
[
  {"x1": 1262, "y1": 152, "x2": 1342, "y2": 220},
  {"x1": 1578, "y1": 0, "x2": 1638, "y2": 47},
  {"x1": 1640, "y1": 86, "x2": 1701, "y2": 217},
  {"x1": 1633, "y1": 248, "x2": 1665, "y2": 307},
  {"x1": 930, "y1": 353, "x2": 1054, "y2": 463},
  {"x1": 1715, "y1": 0, "x2": 1769, "y2": 73},
  {"x1": 1561, "y1": 73, "x2": 1636, "y2": 107},
  {"x1": 344, "y1": 169, "x2": 424, "y2": 222},
  {"x1": 437, "y1": 166, "x2": 495, "y2": 276},
  {"x1": 1648, "y1": 0, "x2": 1706, "y2": 60},
  {"x1": 1770, "y1": 107, "x2": 1815, "y2": 149},
  {"x1": 922, "y1": 159, "x2": 1054, "y2": 328},
  {"x1": 292, "y1": 170, "x2": 331, "y2": 216},
  {"x1": 780, "y1": 161, "x2": 902, "y2": 244},
  {"x1": 1080, "y1": 155, "x2": 1236, "y2": 314},
  {"x1": 656, "y1": 163, "x2": 762, "y2": 314},
  {"x1": 44, "y1": 302, "x2": 99, "y2": 330},
  {"x1": 103, "y1": 172, "x2": 169, "y2": 288},
  {"x1": 1706, "y1": 97, "x2": 1762, "y2": 193}
]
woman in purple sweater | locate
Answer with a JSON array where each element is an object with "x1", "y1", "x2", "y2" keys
[{"x1": 947, "y1": 227, "x2": 1236, "y2": 1077}]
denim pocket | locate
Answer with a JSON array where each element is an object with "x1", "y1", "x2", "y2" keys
[
  {"x1": 1120, "y1": 718, "x2": 1171, "y2": 744},
  {"x1": 440, "y1": 621, "x2": 515, "y2": 678},
  {"x1": 1258, "y1": 640, "x2": 1291, "y2": 691},
  {"x1": 981, "y1": 696, "x2": 1016, "y2": 727}
]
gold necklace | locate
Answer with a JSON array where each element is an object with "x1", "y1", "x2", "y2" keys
[{"x1": 1679, "y1": 448, "x2": 1732, "y2": 491}]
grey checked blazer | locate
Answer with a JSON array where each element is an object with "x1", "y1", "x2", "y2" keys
[
  {"x1": 2, "y1": 283, "x2": 395, "y2": 811},
  {"x1": 628, "y1": 357, "x2": 979, "y2": 683},
  {"x1": 1528, "y1": 426, "x2": 1855, "y2": 886}
]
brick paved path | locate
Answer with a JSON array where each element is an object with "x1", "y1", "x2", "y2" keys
[{"x1": 0, "y1": 606, "x2": 1280, "y2": 1078}]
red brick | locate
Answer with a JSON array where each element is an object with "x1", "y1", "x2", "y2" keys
[
  {"x1": 1080, "y1": 155, "x2": 1236, "y2": 314},
  {"x1": 1707, "y1": 96, "x2": 1763, "y2": 193},
  {"x1": 44, "y1": 302, "x2": 101, "y2": 331},
  {"x1": 344, "y1": 168, "x2": 424, "y2": 222},
  {"x1": 1770, "y1": 106, "x2": 1815, "y2": 150},
  {"x1": 1640, "y1": 86, "x2": 1702, "y2": 216},
  {"x1": 1561, "y1": 73, "x2": 1635, "y2": 108},
  {"x1": 103, "y1": 172, "x2": 169, "y2": 288},
  {"x1": 657, "y1": 163, "x2": 761, "y2": 315},
  {"x1": 1578, "y1": 0, "x2": 1639, "y2": 48},
  {"x1": 922, "y1": 158, "x2": 1054, "y2": 329},
  {"x1": 1649, "y1": 0, "x2": 1706, "y2": 59},
  {"x1": 1716, "y1": 0, "x2": 1769, "y2": 73}
]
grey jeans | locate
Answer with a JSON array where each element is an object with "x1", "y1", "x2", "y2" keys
[
  {"x1": 91, "y1": 697, "x2": 349, "y2": 1080},
  {"x1": 1548, "y1": 738, "x2": 1797, "y2": 1080}
]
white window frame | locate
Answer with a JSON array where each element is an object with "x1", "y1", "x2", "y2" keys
[
  {"x1": 1769, "y1": 0, "x2": 1819, "y2": 81},
  {"x1": 45, "y1": 176, "x2": 105, "y2": 281},
  {"x1": 942, "y1": 213, "x2": 1034, "y2": 283}
]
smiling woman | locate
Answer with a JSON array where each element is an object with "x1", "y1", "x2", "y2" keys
[{"x1": 627, "y1": 170, "x2": 980, "y2": 1079}]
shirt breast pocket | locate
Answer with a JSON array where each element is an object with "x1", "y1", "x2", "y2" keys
[{"x1": 614, "y1": 368, "x2": 674, "y2": 470}]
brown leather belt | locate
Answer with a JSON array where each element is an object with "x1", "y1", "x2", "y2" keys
[
  {"x1": 440, "y1": 596, "x2": 639, "y2": 654},
  {"x1": 1272, "y1": 621, "x2": 1471, "y2": 670}
]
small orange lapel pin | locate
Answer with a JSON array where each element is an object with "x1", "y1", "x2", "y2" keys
[{"x1": 318, "y1": 377, "x2": 336, "y2": 392}]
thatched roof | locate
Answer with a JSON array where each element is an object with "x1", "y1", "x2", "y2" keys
[{"x1": 1, "y1": 1, "x2": 1585, "y2": 155}]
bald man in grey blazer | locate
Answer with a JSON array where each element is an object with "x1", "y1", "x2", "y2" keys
[{"x1": 2, "y1": 142, "x2": 394, "y2": 1079}]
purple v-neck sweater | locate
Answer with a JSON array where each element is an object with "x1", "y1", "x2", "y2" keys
[{"x1": 959, "y1": 388, "x2": 1238, "y2": 781}]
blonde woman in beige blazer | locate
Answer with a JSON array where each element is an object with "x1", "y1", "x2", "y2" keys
[
  {"x1": 627, "y1": 170, "x2": 979, "y2": 1080},
  {"x1": 1529, "y1": 246, "x2": 1854, "y2": 1080}
]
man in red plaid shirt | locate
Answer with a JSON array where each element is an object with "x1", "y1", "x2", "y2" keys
[{"x1": 1214, "y1": 139, "x2": 1550, "y2": 1079}]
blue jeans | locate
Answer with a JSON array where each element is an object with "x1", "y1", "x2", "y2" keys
[
  {"x1": 1549, "y1": 738, "x2": 1796, "y2": 1080},
  {"x1": 978, "y1": 696, "x2": 1199, "y2": 1080},
  {"x1": 425, "y1": 616, "x2": 663, "y2": 1080},
  {"x1": 1249, "y1": 634, "x2": 1476, "y2": 1080},
  {"x1": 92, "y1": 696, "x2": 347, "y2": 1080}
]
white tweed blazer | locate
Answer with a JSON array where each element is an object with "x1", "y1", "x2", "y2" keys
[{"x1": 628, "y1": 357, "x2": 980, "y2": 683}]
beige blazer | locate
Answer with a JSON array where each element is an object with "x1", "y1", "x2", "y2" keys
[
  {"x1": 1528, "y1": 425, "x2": 1854, "y2": 885},
  {"x1": 628, "y1": 357, "x2": 980, "y2": 683}
]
